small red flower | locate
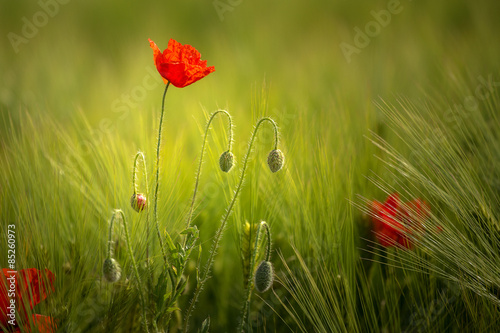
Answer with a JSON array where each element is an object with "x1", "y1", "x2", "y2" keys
[
  {"x1": 1, "y1": 268, "x2": 56, "y2": 332},
  {"x1": 130, "y1": 193, "x2": 147, "y2": 212},
  {"x1": 370, "y1": 193, "x2": 430, "y2": 249},
  {"x1": 149, "y1": 38, "x2": 215, "y2": 88}
]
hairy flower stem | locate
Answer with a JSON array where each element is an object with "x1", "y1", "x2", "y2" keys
[
  {"x1": 183, "y1": 117, "x2": 279, "y2": 332},
  {"x1": 239, "y1": 221, "x2": 271, "y2": 331},
  {"x1": 184, "y1": 110, "x2": 233, "y2": 235},
  {"x1": 132, "y1": 152, "x2": 146, "y2": 196},
  {"x1": 154, "y1": 82, "x2": 175, "y2": 264},
  {"x1": 106, "y1": 214, "x2": 115, "y2": 259},
  {"x1": 132, "y1": 152, "x2": 150, "y2": 266},
  {"x1": 112, "y1": 210, "x2": 150, "y2": 333}
]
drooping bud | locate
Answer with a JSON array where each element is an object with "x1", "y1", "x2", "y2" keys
[
  {"x1": 267, "y1": 149, "x2": 284, "y2": 173},
  {"x1": 219, "y1": 150, "x2": 235, "y2": 173},
  {"x1": 103, "y1": 258, "x2": 122, "y2": 283},
  {"x1": 130, "y1": 193, "x2": 147, "y2": 212},
  {"x1": 254, "y1": 260, "x2": 274, "y2": 293}
]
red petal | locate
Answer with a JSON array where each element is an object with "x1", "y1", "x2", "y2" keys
[
  {"x1": 396, "y1": 232, "x2": 413, "y2": 249},
  {"x1": 148, "y1": 38, "x2": 162, "y2": 60},
  {"x1": 0, "y1": 268, "x2": 55, "y2": 329},
  {"x1": 370, "y1": 201, "x2": 384, "y2": 228},
  {"x1": 406, "y1": 199, "x2": 430, "y2": 219},
  {"x1": 165, "y1": 38, "x2": 183, "y2": 62},
  {"x1": 376, "y1": 226, "x2": 399, "y2": 247},
  {"x1": 157, "y1": 62, "x2": 189, "y2": 88},
  {"x1": 32, "y1": 314, "x2": 57, "y2": 333},
  {"x1": 18, "y1": 269, "x2": 55, "y2": 309},
  {"x1": 383, "y1": 193, "x2": 400, "y2": 217},
  {"x1": 149, "y1": 38, "x2": 214, "y2": 87}
]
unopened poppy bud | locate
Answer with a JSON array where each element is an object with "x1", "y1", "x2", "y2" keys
[
  {"x1": 103, "y1": 258, "x2": 121, "y2": 283},
  {"x1": 219, "y1": 151, "x2": 234, "y2": 173},
  {"x1": 254, "y1": 260, "x2": 274, "y2": 293},
  {"x1": 267, "y1": 149, "x2": 284, "y2": 173},
  {"x1": 130, "y1": 193, "x2": 147, "y2": 212}
]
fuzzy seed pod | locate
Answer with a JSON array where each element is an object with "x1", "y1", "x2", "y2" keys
[
  {"x1": 103, "y1": 258, "x2": 121, "y2": 283},
  {"x1": 219, "y1": 150, "x2": 235, "y2": 172},
  {"x1": 267, "y1": 149, "x2": 284, "y2": 173},
  {"x1": 130, "y1": 193, "x2": 147, "y2": 212},
  {"x1": 254, "y1": 260, "x2": 274, "y2": 293}
]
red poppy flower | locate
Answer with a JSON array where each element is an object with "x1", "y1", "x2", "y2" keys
[
  {"x1": 149, "y1": 38, "x2": 215, "y2": 88},
  {"x1": 370, "y1": 193, "x2": 430, "y2": 249},
  {"x1": 1, "y1": 268, "x2": 56, "y2": 332}
]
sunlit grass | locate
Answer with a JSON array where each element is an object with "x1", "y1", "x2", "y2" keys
[{"x1": 2, "y1": 0, "x2": 500, "y2": 332}]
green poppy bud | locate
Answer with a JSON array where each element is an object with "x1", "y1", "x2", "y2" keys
[
  {"x1": 267, "y1": 149, "x2": 284, "y2": 173},
  {"x1": 103, "y1": 258, "x2": 121, "y2": 283},
  {"x1": 254, "y1": 260, "x2": 274, "y2": 293},
  {"x1": 130, "y1": 193, "x2": 147, "y2": 212},
  {"x1": 219, "y1": 150, "x2": 235, "y2": 173}
]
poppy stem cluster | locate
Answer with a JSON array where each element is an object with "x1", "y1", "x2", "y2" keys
[
  {"x1": 183, "y1": 117, "x2": 283, "y2": 332},
  {"x1": 104, "y1": 210, "x2": 150, "y2": 331},
  {"x1": 102, "y1": 38, "x2": 285, "y2": 332}
]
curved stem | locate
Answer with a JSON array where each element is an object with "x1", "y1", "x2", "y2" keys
[
  {"x1": 270, "y1": 120, "x2": 279, "y2": 150},
  {"x1": 113, "y1": 210, "x2": 150, "y2": 333},
  {"x1": 185, "y1": 110, "x2": 233, "y2": 230},
  {"x1": 183, "y1": 117, "x2": 280, "y2": 332},
  {"x1": 133, "y1": 152, "x2": 148, "y2": 197},
  {"x1": 132, "y1": 152, "x2": 146, "y2": 196},
  {"x1": 154, "y1": 82, "x2": 171, "y2": 263},
  {"x1": 261, "y1": 222, "x2": 272, "y2": 262},
  {"x1": 239, "y1": 221, "x2": 271, "y2": 331},
  {"x1": 132, "y1": 152, "x2": 150, "y2": 264},
  {"x1": 260, "y1": 221, "x2": 272, "y2": 261}
]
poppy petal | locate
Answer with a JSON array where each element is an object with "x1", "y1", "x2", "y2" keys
[
  {"x1": 32, "y1": 314, "x2": 57, "y2": 333},
  {"x1": 149, "y1": 38, "x2": 214, "y2": 88},
  {"x1": 384, "y1": 193, "x2": 400, "y2": 217}
]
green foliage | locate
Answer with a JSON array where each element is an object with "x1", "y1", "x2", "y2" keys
[{"x1": 2, "y1": 0, "x2": 500, "y2": 332}]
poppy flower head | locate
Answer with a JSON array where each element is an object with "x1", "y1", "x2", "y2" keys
[
  {"x1": 149, "y1": 38, "x2": 215, "y2": 88},
  {"x1": 370, "y1": 193, "x2": 430, "y2": 249},
  {"x1": 371, "y1": 193, "x2": 400, "y2": 234}
]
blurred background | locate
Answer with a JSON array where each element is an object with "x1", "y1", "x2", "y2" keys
[
  {"x1": 2, "y1": 0, "x2": 500, "y2": 331},
  {"x1": 2, "y1": 0, "x2": 500, "y2": 132}
]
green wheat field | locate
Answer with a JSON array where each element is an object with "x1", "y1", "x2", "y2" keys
[{"x1": 1, "y1": 0, "x2": 500, "y2": 332}]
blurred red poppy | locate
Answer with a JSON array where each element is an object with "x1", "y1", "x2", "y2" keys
[
  {"x1": 370, "y1": 193, "x2": 430, "y2": 249},
  {"x1": 1, "y1": 268, "x2": 56, "y2": 332},
  {"x1": 149, "y1": 38, "x2": 215, "y2": 88}
]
